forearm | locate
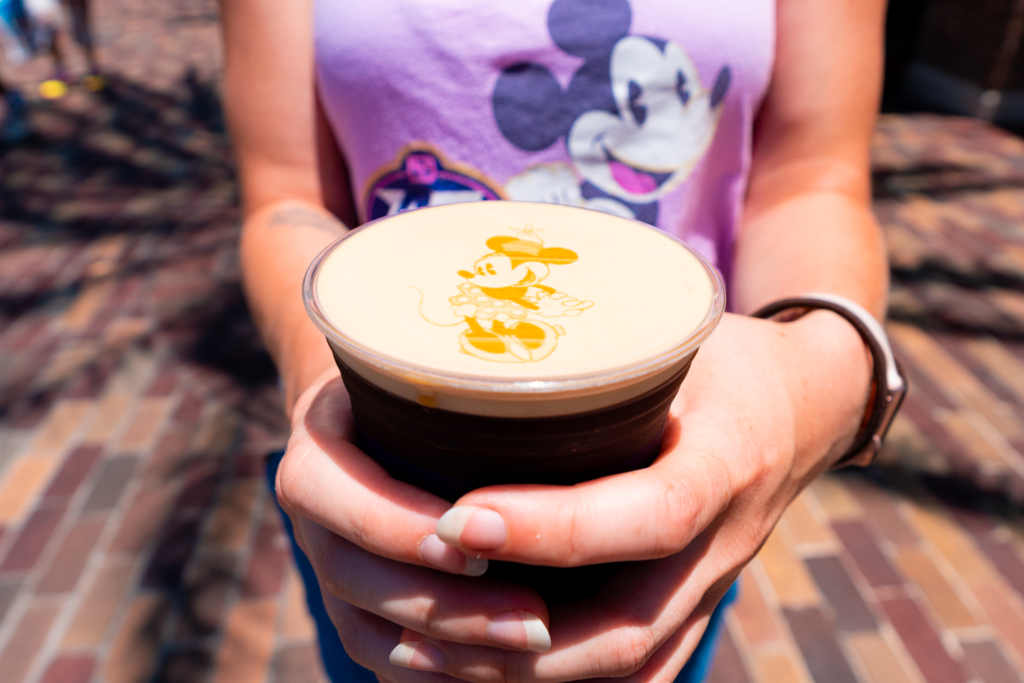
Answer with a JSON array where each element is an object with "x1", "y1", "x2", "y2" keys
[
  {"x1": 222, "y1": 0, "x2": 349, "y2": 412},
  {"x1": 732, "y1": 0, "x2": 887, "y2": 317},
  {"x1": 732, "y1": 163, "x2": 888, "y2": 470},
  {"x1": 733, "y1": 164, "x2": 887, "y2": 318},
  {"x1": 240, "y1": 200, "x2": 348, "y2": 414}
]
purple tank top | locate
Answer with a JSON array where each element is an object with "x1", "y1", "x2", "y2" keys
[{"x1": 314, "y1": 0, "x2": 774, "y2": 277}]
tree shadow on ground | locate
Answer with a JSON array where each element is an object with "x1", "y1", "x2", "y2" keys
[
  {"x1": 872, "y1": 163, "x2": 1024, "y2": 200},
  {"x1": 0, "y1": 69, "x2": 285, "y2": 432},
  {"x1": 870, "y1": 160, "x2": 1024, "y2": 340},
  {"x1": 837, "y1": 462, "x2": 1024, "y2": 542},
  {"x1": 0, "y1": 68, "x2": 231, "y2": 244}
]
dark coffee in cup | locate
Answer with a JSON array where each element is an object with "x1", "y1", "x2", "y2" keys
[{"x1": 304, "y1": 202, "x2": 724, "y2": 601}]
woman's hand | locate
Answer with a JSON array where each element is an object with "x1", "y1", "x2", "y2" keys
[
  {"x1": 276, "y1": 310, "x2": 871, "y2": 682},
  {"x1": 275, "y1": 370, "x2": 557, "y2": 675}
]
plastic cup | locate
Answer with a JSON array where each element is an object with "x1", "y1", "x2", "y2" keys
[{"x1": 304, "y1": 201, "x2": 725, "y2": 600}]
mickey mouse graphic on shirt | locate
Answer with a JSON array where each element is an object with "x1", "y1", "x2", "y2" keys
[{"x1": 494, "y1": 0, "x2": 731, "y2": 225}]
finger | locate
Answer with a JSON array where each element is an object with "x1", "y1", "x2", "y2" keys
[
  {"x1": 297, "y1": 516, "x2": 550, "y2": 650},
  {"x1": 603, "y1": 606, "x2": 709, "y2": 683},
  {"x1": 323, "y1": 595, "x2": 462, "y2": 683},
  {"x1": 624, "y1": 622, "x2": 698, "y2": 683},
  {"x1": 390, "y1": 596, "x2": 666, "y2": 683},
  {"x1": 391, "y1": 537, "x2": 738, "y2": 683},
  {"x1": 563, "y1": 583, "x2": 733, "y2": 683},
  {"x1": 391, "y1": 605, "x2": 712, "y2": 683},
  {"x1": 435, "y1": 415, "x2": 733, "y2": 566},
  {"x1": 276, "y1": 378, "x2": 476, "y2": 572},
  {"x1": 604, "y1": 573, "x2": 737, "y2": 683}
]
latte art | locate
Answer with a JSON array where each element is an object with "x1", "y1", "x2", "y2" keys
[{"x1": 306, "y1": 202, "x2": 723, "y2": 417}]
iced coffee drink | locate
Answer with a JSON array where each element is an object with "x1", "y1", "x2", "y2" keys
[{"x1": 304, "y1": 201, "x2": 725, "y2": 502}]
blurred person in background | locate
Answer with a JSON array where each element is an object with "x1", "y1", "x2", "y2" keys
[
  {"x1": 25, "y1": 0, "x2": 71, "y2": 97},
  {"x1": 25, "y1": 0, "x2": 102, "y2": 99},
  {"x1": 0, "y1": 0, "x2": 29, "y2": 140},
  {"x1": 0, "y1": 0, "x2": 100, "y2": 101},
  {"x1": 221, "y1": 0, "x2": 892, "y2": 682},
  {"x1": 65, "y1": 0, "x2": 101, "y2": 90}
]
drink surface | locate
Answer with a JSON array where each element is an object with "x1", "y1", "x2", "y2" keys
[{"x1": 312, "y1": 202, "x2": 718, "y2": 385}]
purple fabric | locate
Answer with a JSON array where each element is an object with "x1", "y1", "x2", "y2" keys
[{"x1": 314, "y1": 0, "x2": 774, "y2": 282}]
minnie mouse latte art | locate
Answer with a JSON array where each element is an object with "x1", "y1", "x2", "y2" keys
[{"x1": 446, "y1": 227, "x2": 593, "y2": 363}]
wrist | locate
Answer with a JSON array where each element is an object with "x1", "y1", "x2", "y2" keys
[
  {"x1": 287, "y1": 366, "x2": 341, "y2": 427},
  {"x1": 278, "y1": 330, "x2": 338, "y2": 418},
  {"x1": 786, "y1": 310, "x2": 873, "y2": 471},
  {"x1": 239, "y1": 201, "x2": 346, "y2": 416}
]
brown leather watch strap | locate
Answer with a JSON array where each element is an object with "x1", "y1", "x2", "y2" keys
[{"x1": 752, "y1": 297, "x2": 907, "y2": 468}]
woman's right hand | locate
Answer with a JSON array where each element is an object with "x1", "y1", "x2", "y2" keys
[{"x1": 275, "y1": 372, "x2": 555, "y2": 675}]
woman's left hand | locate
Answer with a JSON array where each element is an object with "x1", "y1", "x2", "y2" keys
[{"x1": 378, "y1": 310, "x2": 871, "y2": 682}]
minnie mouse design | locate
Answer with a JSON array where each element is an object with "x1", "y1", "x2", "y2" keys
[
  {"x1": 493, "y1": 0, "x2": 731, "y2": 225},
  {"x1": 447, "y1": 227, "x2": 593, "y2": 363}
]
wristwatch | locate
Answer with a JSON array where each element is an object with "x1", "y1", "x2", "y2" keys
[{"x1": 752, "y1": 294, "x2": 908, "y2": 468}]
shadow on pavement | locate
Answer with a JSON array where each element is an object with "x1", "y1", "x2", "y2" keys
[
  {"x1": 0, "y1": 68, "x2": 228, "y2": 242},
  {"x1": 0, "y1": 70, "x2": 283, "y2": 433}
]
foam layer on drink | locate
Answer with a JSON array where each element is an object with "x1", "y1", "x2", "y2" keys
[{"x1": 306, "y1": 202, "x2": 723, "y2": 416}]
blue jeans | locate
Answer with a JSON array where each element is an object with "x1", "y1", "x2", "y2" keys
[{"x1": 266, "y1": 452, "x2": 736, "y2": 683}]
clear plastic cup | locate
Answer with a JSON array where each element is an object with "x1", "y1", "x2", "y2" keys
[{"x1": 304, "y1": 201, "x2": 725, "y2": 502}]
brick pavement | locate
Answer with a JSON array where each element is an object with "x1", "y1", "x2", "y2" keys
[{"x1": 2, "y1": 3, "x2": 1024, "y2": 682}]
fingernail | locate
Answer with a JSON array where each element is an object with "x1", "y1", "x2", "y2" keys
[
  {"x1": 436, "y1": 506, "x2": 507, "y2": 550},
  {"x1": 487, "y1": 611, "x2": 552, "y2": 653},
  {"x1": 389, "y1": 641, "x2": 447, "y2": 673},
  {"x1": 418, "y1": 534, "x2": 488, "y2": 576}
]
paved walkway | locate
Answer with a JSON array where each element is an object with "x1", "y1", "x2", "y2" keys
[{"x1": 2, "y1": 3, "x2": 1024, "y2": 682}]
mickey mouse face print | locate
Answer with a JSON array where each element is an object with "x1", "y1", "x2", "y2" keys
[
  {"x1": 493, "y1": 0, "x2": 731, "y2": 224},
  {"x1": 569, "y1": 36, "x2": 729, "y2": 203}
]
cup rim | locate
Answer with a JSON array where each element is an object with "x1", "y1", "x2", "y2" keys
[{"x1": 303, "y1": 202, "x2": 726, "y2": 398}]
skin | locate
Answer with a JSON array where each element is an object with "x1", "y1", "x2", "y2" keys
[{"x1": 221, "y1": 0, "x2": 888, "y2": 680}]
